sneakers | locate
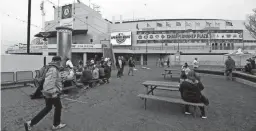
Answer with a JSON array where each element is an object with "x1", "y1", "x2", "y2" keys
[
  {"x1": 24, "y1": 121, "x2": 32, "y2": 131},
  {"x1": 185, "y1": 112, "x2": 191, "y2": 115},
  {"x1": 52, "y1": 123, "x2": 66, "y2": 130},
  {"x1": 201, "y1": 116, "x2": 207, "y2": 119}
]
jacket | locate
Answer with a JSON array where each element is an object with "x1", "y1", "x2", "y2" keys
[
  {"x1": 128, "y1": 60, "x2": 135, "y2": 67},
  {"x1": 42, "y1": 62, "x2": 62, "y2": 98},
  {"x1": 179, "y1": 80, "x2": 202, "y2": 103},
  {"x1": 99, "y1": 67, "x2": 105, "y2": 77},
  {"x1": 225, "y1": 58, "x2": 235, "y2": 70},
  {"x1": 80, "y1": 69, "x2": 93, "y2": 82}
]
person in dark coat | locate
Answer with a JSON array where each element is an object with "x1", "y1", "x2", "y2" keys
[
  {"x1": 179, "y1": 70, "x2": 209, "y2": 119},
  {"x1": 225, "y1": 56, "x2": 235, "y2": 78},
  {"x1": 167, "y1": 58, "x2": 170, "y2": 68},
  {"x1": 121, "y1": 56, "x2": 125, "y2": 76},
  {"x1": 116, "y1": 56, "x2": 122, "y2": 78}
]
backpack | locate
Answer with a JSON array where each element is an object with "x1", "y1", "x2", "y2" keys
[{"x1": 34, "y1": 65, "x2": 51, "y2": 88}]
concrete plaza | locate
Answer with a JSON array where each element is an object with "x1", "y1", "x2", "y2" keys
[{"x1": 1, "y1": 66, "x2": 256, "y2": 131}]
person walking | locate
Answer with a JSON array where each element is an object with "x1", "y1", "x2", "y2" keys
[
  {"x1": 225, "y1": 56, "x2": 236, "y2": 80},
  {"x1": 116, "y1": 56, "x2": 122, "y2": 78},
  {"x1": 24, "y1": 56, "x2": 66, "y2": 131},
  {"x1": 128, "y1": 57, "x2": 135, "y2": 76},
  {"x1": 121, "y1": 56, "x2": 125, "y2": 76},
  {"x1": 167, "y1": 58, "x2": 170, "y2": 68},
  {"x1": 193, "y1": 58, "x2": 199, "y2": 69}
]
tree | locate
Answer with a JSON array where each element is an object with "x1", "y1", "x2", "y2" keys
[{"x1": 244, "y1": 9, "x2": 256, "y2": 39}]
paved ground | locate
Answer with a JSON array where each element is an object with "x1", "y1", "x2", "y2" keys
[{"x1": 1, "y1": 65, "x2": 256, "y2": 131}]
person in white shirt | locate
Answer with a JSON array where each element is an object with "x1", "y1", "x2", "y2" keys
[
  {"x1": 65, "y1": 58, "x2": 74, "y2": 69},
  {"x1": 193, "y1": 58, "x2": 199, "y2": 69}
]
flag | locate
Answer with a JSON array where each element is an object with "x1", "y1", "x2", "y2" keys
[
  {"x1": 156, "y1": 22, "x2": 162, "y2": 27},
  {"x1": 206, "y1": 21, "x2": 212, "y2": 27},
  {"x1": 166, "y1": 22, "x2": 171, "y2": 27},
  {"x1": 176, "y1": 22, "x2": 181, "y2": 26},
  {"x1": 195, "y1": 22, "x2": 200, "y2": 26},
  {"x1": 185, "y1": 21, "x2": 191, "y2": 27},
  {"x1": 147, "y1": 23, "x2": 151, "y2": 27},
  {"x1": 215, "y1": 22, "x2": 220, "y2": 27},
  {"x1": 225, "y1": 21, "x2": 233, "y2": 26},
  {"x1": 136, "y1": 23, "x2": 139, "y2": 30}
]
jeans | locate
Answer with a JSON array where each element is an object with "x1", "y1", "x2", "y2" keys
[
  {"x1": 30, "y1": 97, "x2": 62, "y2": 126},
  {"x1": 128, "y1": 67, "x2": 134, "y2": 75},
  {"x1": 117, "y1": 68, "x2": 122, "y2": 78},
  {"x1": 185, "y1": 105, "x2": 205, "y2": 116},
  {"x1": 184, "y1": 94, "x2": 209, "y2": 116}
]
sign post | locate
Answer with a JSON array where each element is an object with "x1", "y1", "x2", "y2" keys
[{"x1": 39, "y1": 32, "x2": 50, "y2": 56}]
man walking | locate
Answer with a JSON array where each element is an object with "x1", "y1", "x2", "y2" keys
[
  {"x1": 128, "y1": 57, "x2": 135, "y2": 76},
  {"x1": 121, "y1": 56, "x2": 125, "y2": 76},
  {"x1": 116, "y1": 56, "x2": 122, "y2": 78},
  {"x1": 24, "y1": 56, "x2": 66, "y2": 131},
  {"x1": 225, "y1": 56, "x2": 235, "y2": 80},
  {"x1": 193, "y1": 58, "x2": 199, "y2": 69}
]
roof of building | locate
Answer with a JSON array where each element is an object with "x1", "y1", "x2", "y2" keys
[{"x1": 114, "y1": 18, "x2": 226, "y2": 24}]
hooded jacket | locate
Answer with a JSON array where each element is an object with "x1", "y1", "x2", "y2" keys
[
  {"x1": 225, "y1": 58, "x2": 235, "y2": 70},
  {"x1": 179, "y1": 80, "x2": 202, "y2": 103},
  {"x1": 42, "y1": 62, "x2": 62, "y2": 98}
]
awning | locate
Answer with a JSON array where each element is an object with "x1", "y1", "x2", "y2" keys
[{"x1": 34, "y1": 29, "x2": 88, "y2": 38}]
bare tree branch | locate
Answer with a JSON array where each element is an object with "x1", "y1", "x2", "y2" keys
[{"x1": 244, "y1": 8, "x2": 256, "y2": 39}]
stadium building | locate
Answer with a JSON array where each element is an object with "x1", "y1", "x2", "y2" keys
[{"x1": 7, "y1": 2, "x2": 256, "y2": 66}]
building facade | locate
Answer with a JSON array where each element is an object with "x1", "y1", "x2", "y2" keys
[{"x1": 7, "y1": 2, "x2": 256, "y2": 66}]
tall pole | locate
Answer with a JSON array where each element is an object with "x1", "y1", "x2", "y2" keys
[{"x1": 27, "y1": 0, "x2": 32, "y2": 54}]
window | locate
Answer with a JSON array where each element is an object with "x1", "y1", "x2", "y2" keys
[{"x1": 220, "y1": 43, "x2": 223, "y2": 50}]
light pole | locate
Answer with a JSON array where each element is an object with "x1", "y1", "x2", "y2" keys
[{"x1": 27, "y1": 0, "x2": 32, "y2": 54}]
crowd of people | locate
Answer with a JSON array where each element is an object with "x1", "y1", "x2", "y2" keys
[
  {"x1": 27, "y1": 55, "x2": 251, "y2": 130},
  {"x1": 244, "y1": 56, "x2": 256, "y2": 74}
]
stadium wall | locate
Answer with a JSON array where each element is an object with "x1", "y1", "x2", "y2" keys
[{"x1": 1, "y1": 55, "x2": 53, "y2": 72}]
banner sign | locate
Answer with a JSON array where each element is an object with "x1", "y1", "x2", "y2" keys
[
  {"x1": 62, "y1": 4, "x2": 72, "y2": 19},
  {"x1": 111, "y1": 32, "x2": 132, "y2": 46},
  {"x1": 60, "y1": 18, "x2": 73, "y2": 29},
  {"x1": 211, "y1": 33, "x2": 243, "y2": 39},
  {"x1": 137, "y1": 32, "x2": 243, "y2": 40},
  {"x1": 137, "y1": 33, "x2": 210, "y2": 40}
]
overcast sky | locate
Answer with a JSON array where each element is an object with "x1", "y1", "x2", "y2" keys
[{"x1": 1, "y1": 0, "x2": 256, "y2": 51}]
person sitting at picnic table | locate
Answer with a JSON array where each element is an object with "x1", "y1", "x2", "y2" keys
[
  {"x1": 78, "y1": 66, "x2": 93, "y2": 88},
  {"x1": 179, "y1": 70, "x2": 209, "y2": 119},
  {"x1": 99, "y1": 64, "x2": 106, "y2": 80},
  {"x1": 62, "y1": 63, "x2": 76, "y2": 94},
  {"x1": 104, "y1": 61, "x2": 111, "y2": 83},
  {"x1": 180, "y1": 63, "x2": 191, "y2": 82}
]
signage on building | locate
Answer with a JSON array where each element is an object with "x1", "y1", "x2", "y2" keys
[
  {"x1": 61, "y1": 4, "x2": 72, "y2": 19},
  {"x1": 110, "y1": 32, "x2": 132, "y2": 46},
  {"x1": 212, "y1": 33, "x2": 243, "y2": 39},
  {"x1": 137, "y1": 32, "x2": 243, "y2": 40},
  {"x1": 7, "y1": 44, "x2": 102, "y2": 53},
  {"x1": 60, "y1": 18, "x2": 73, "y2": 29}
]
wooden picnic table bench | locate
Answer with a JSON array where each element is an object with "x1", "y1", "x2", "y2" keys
[
  {"x1": 162, "y1": 69, "x2": 181, "y2": 79},
  {"x1": 142, "y1": 81, "x2": 180, "y2": 95},
  {"x1": 139, "y1": 80, "x2": 205, "y2": 118}
]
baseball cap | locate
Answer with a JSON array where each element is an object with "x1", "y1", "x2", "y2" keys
[{"x1": 52, "y1": 56, "x2": 62, "y2": 61}]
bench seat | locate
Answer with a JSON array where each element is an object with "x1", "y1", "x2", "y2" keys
[
  {"x1": 155, "y1": 87, "x2": 179, "y2": 91},
  {"x1": 138, "y1": 94, "x2": 204, "y2": 107}
]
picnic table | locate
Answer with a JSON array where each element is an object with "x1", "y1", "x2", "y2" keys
[
  {"x1": 142, "y1": 81, "x2": 180, "y2": 95},
  {"x1": 162, "y1": 69, "x2": 181, "y2": 79},
  {"x1": 139, "y1": 80, "x2": 205, "y2": 117}
]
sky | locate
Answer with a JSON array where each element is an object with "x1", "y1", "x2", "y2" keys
[{"x1": 0, "y1": 0, "x2": 256, "y2": 53}]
